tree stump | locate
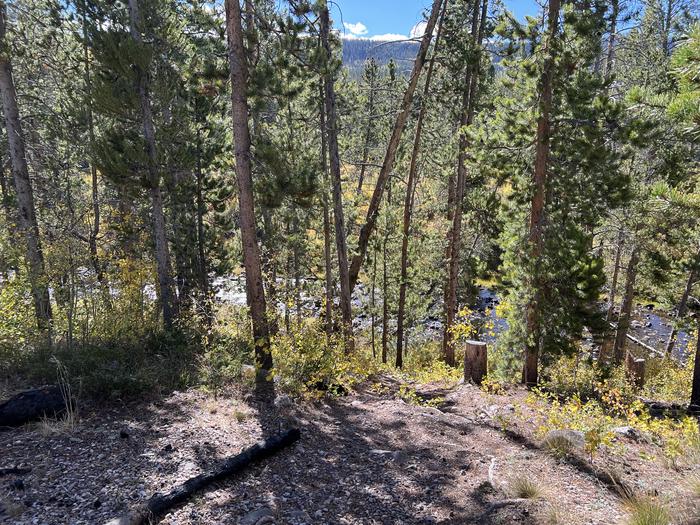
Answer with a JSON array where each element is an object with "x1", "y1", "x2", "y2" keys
[
  {"x1": 625, "y1": 352, "x2": 645, "y2": 389},
  {"x1": 464, "y1": 341, "x2": 487, "y2": 385}
]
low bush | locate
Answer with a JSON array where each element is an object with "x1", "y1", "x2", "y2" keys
[{"x1": 271, "y1": 319, "x2": 382, "y2": 397}]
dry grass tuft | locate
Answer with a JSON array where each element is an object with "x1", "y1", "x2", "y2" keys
[
  {"x1": 541, "y1": 502, "x2": 567, "y2": 525},
  {"x1": 509, "y1": 475, "x2": 542, "y2": 499},
  {"x1": 689, "y1": 474, "x2": 700, "y2": 499},
  {"x1": 624, "y1": 494, "x2": 670, "y2": 525},
  {"x1": 36, "y1": 411, "x2": 77, "y2": 436},
  {"x1": 543, "y1": 432, "x2": 575, "y2": 457},
  {"x1": 0, "y1": 495, "x2": 24, "y2": 519}
]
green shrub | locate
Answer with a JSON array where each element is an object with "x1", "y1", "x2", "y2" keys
[
  {"x1": 402, "y1": 341, "x2": 461, "y2": 385},
  {"x1": 271, "y1": 319, "x2": 381, "y2": 396},
  {"x1": 9, "y1": 327, "x2": 200, "y2": 399}
]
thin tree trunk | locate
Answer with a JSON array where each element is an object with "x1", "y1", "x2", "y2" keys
[
  {"x1": 371, "y1": 248, "x2": 377, "y2": 359},
  {"x1": 396, "y1": 0, "x2": 447, "y2": 369},
  {"x1": 0, "y1": 3, "x2": 52, "y2": 333},
  {"x1": 663, "y1": 0, "x2": 673, "y2": 56},
  {"x1": 664, "y1": 249, "x2": 699, "y2": 357},
  {"x1": 319, "y1": 83, "x2": 333, "y2": 337},
  {"x1": 613, "y1": 246, "x2": 640, "y2": 366},
  {"x1": 604, "y1": 0, "x2": 619, "y2": 78},
  {"x1": 523, "y1": 0, "x2": 560, "y2": 387},
  {"x1": 225, "y1": 0, "x2": 273, "y2": 387},
  {"x1": 195, "y1": 129, "x2": 208, "y2": 296},
  {"x1": 293, "y1": 219, "x2": 301, "y2": 326},
  {"x1": 606, "y1": 230, "x2": 624, "y2": 321},
  {"x1": 381, "y1": 182, "x2": 390, "y2": 365},
  {"x1": 0, "y1": 148, "x2": 12, "y2": 224},
  {"x1": 690, "y1": 319, "x2": 700, "y2": 409},
  {"x1": 320, "y1": 1, "x2": 354, "y2": 352},
  {"x1": 357, "y1": 61, "x2": 377, "y2": 195},
  {"x1": 128, "y1": 0, "x2": 176, "y2": 330},
  {"x1": 443, "y1": 0, "x2": 485, "y2": 367},
  {"x1": 79, "y1": 0, "x2": 105, "y2": 289},
  {"x1": 349, "y1": 0, "x2": 443, "y2": 291}
]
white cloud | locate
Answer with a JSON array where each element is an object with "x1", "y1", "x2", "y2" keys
[
  {"x1": 409, "y1": 21, "x2": 427, "y2": 39},
  {"x1": 369, "y1": 33, "x2": 408, "y2": 42},
  {"x1": 343, "y1": 21, "x2": 368, "y2": 37}
]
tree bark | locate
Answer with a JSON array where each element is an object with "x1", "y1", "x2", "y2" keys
[
  {"x1": 128, "y1": 0, "x2": 177, "y2": 330},
  {"x1": 319, "y1": 83, "x2": 333, "y2": 338},
  {"x1": 396, "y1": 0, "x2": 448, "y2": 369},
  {"x1": 356, "y1": 60, "x2": 378, "y2": 195},
  {"x1": 664, "y1": 249, "x2": 699, "y2": 357},
  {"x1": 320, "y1": 1, "x2": 354, "y2": 352},
  {"x1": 522, "y1": 0, "x2": 560, "y2": 387},
  {"x1": 662, "y1": 0, "x2": 673, "y2": 56},
  {"x1": 690, "y1": 319, "x2": 700, "y2": 410},
  {"x1": 443, "y1": 0, "x2": 484, "y2": 367},
  {"x1": 195, "y1": 129, "x2": 208, "y2": 297},
  {"x1": 604, "y1": 0, "x2": 619, "y2": 78},
  {"x1": 464, "y1": 340, "x2": 488, "y2": 385},
  {"x1": 225, "y1": 0, "x2": 273, "y2": 385},
  {"x1": 606, "y1": 230, "x2": 624, "y2": 322},
  {"x1": 79, "y1": 0, "x2": 106, "y2": 289},
  {"x1": 348, "y1": 0, "x2": 443, "y2": 292},
  {"x1": 613, "y1": 246, "x2": 640, "y2": 365},
  {"x1": 371, "y1": 247, "x2": 377, "y2": 358},
  {"x1": 381, "y1": 182, "x2": 390, "y2": 364},
  {"x1": 0, "y1": 2, "x2": 52, "y2": 332}
]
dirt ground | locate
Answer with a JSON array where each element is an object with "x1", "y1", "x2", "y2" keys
[{"x1": 1, "y1": 377, "x2": 697, "y2": 524}]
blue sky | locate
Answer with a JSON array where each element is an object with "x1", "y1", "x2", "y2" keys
[{"x1": 332, "y1": 0, "x2": 541, "y2": 40}]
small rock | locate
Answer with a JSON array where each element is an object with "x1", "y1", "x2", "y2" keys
[
  {"x1": 274, "y1": 395, "x2": 294, "y2": 409},
  {"x1": 240, "y1": 507, "x2": 274, "y2": 525},
  {"x1": 369, "y1": 449, "x2": 393, "y2": 455},
  {"x1": 10, "y1": 478, "x2": 25, "y2": 491},
  {"x1": 613, "y1": 426, "x2": 642, "y2": 441}
]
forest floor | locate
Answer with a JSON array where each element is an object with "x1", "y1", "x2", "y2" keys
[{"x1": 1, "y1": 376, "x2": 698, "y2": 525}]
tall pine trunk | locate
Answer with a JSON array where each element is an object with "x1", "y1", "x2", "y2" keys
[
  {"x1": 320, "y1": 1, "x2": 354, "y2": 352},
  {"x1": 128, "y1": 0, "x2": 176, "y2": 330},
  {"x1": 79, "y1": 0, "x2": 106, "y2": 290},
  {"x1": 381, "y1": 182, "x2": 391, "y2": 364},
  {"x1": 195, "y1": 129, "x2": 208, "y2": 297},
  {"x1": 523, "y1": 0, "x2": 560, "y2": 386},
  {"x1": 613, "y1": 246, "x2": 640, "y2": 365},
  {"x1": 349, "y1": 0, "x2": 443, "y2": 291},
  {"x1": 396, "y1": 0, "x2": 448, "y2": 369},
  {"x1": 0, "y1": 3, "x2": 52, "y2": 333},
  {"x1": 604, "y1": 0, "x2": 619, "y2": 78},
  {"x1": 443, "y1": 0, "x2": 485, "y2": 367},
  {"x1": 356, "y1": 62, "x2": 377, "y2": 195},
  {"x1": 225, "y1": 0, "x2": 273, "y2": 385}
]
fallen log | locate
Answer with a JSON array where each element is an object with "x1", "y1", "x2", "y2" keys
[
  {"x1": 106, "y1": 428, "x2": 301, "y2": 525},
  {"x1": 0, "y1": 467, "x2": 31, "y2": 477},
  {"x1": 0, "y1": 386, "x2": 67, "y2": 428}
]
